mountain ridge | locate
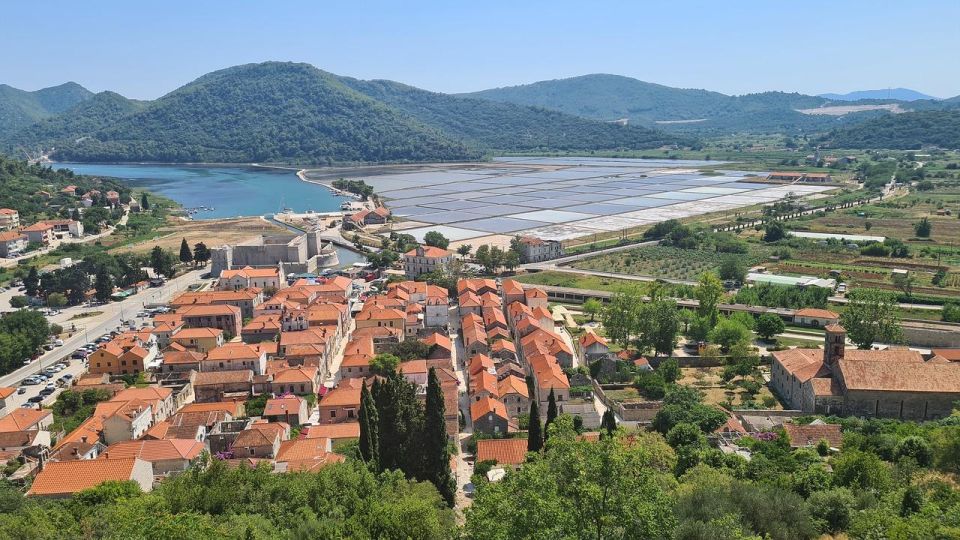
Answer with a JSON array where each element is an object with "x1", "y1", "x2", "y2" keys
[{"x1": 818, "y1": 88, "x2": 939, "y2": 102}]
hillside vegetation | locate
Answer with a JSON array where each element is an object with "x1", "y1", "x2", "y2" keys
[
  {"x1": 1, "y1": 63, "x2": 681, "y2": 165},
  {"x1": 822, "y1": 110, "x2": 960, "y2": 149},
  {"x1": 0, "y1": 82, "x2": 92, "y2": 138}
]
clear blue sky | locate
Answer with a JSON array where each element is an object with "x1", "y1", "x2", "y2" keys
[{"x1": 3, "y1": 0, "x2": 958, "y2": 100}]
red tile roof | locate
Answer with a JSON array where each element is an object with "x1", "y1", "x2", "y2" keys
[
  {"x1": 476, "y1": 438, "x2": 527, "y2": 466},
  {"x1": 27, "y1": 458, "x2": 147, "y2": 496}
]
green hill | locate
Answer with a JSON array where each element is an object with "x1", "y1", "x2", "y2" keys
[
  {"x1": 462, "y1": 74, "x2": 865, "y2": 133},
  {"x1": 338, "y1": 76, "x2": 680, "y2": 151},
  {"x1": 46, "y1": 62, "x2": 476, "y2": 164},
  {"x1": 2, "y1": 63, "x2": 681, "y2": 164},
  {"x1": 0, "y1": 82, "x2": 93, "y2": 138},
  {"x1": 820, "y1": 110, "x2": 960, "y2": 149},
  {"x1": 3, "y1": 91, "x2": 147, "y2": 152}
]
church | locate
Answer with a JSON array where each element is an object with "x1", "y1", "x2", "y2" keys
[{"x1": 771, "y1": 325, "x2": 960, "y2": 420}]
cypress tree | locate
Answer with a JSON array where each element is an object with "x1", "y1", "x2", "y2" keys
[
  {"x1": 527, "y1": 396, "x2": 543, "y2": 452},
  {"x1": 600, "y1": 410, "x2": 617, "y2": 438},
  {"x1": 358, "y1": 382, "x2": 380, "y2": 470},
  {"x1": 140, "y1": 192, "x2": 150, "y2": 210},
  {"x1": 544, "y1": 387, "x2": 558, "y2": 441},
  {"x1": 179, "y1": 238, "x2": 193, "y2": 264},
  {"x1": 24, "y1": 267, "x2": 40, "y2": 297},
  {"x1": 424, "y1": 368, "x2": 455, "y2": 506}
]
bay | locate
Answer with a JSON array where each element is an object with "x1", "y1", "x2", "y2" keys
[{"x1": 51, "y1": 163, "x2": 349, "y2": 219}]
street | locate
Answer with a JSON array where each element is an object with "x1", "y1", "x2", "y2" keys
[{"x1": 0, "y1": 268, "x2": 207, "y2": 390}]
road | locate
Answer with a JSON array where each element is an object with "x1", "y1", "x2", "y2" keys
[{"x1": 0, "y1": 268, "x2": 207, "y2": 389}]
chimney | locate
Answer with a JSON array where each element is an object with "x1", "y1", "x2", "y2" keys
[{"x1": 81, "y1": 436, "x2": 87, "y2": 444}]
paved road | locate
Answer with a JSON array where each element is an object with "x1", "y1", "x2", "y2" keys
[{"x1": 0, "y1": 268, "x2": 206, "y2": 389}]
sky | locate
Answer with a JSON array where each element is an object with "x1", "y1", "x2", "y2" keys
[{"x1": 3, "y1": 1, "x2": 958, "y2": 100}]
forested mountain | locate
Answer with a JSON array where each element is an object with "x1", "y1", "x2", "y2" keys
[
  {"x1": 820, "y1": 110, "x2": 960, "y2": 149},
  {"x1": 462, "y1": 74, "x2": 907, "y2": 134},
  {"x1": 42, "y1": 63, "x2": 476, "y2": 164},
  {"x1": 0, "y1": 63, "x2": 679, "y2": 164},
  {"x1": 819, "y1": 88, "x2": 938, "y2": 101},
  {"x1": 338, "y1": 76, "x2": 682, "y2": 151},
  {"x1": 0, "y1": 82, "x2": 93, "y2": 138},
  {"x1": 3, "y1": 91, "x2": 147, "y2": 152}
]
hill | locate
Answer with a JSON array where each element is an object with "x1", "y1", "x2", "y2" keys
[
  {"x1": 3, "y1": 91, "x2": 147, "y2": 153},
  {"x1": 337, "y1": 76, "x2": 680, "y2": 151},
  {"x1": 821, "y1": 109, "x2": 960, "y2": 149},
  {"x1": 44, "y1": 62, "x2": 476, "y2": 164},
  {"x1": 0, "y1": 82, "x2": 92, "y2": 138},
  {"x1": 3, "y1": 63, "x2": 681, "y2": 164},
  {"x1": 819, "y1": 88, "x2": 938, "y2": 102},
  {"x1": 462, "y1": 74, "x2": 842, "y2": 133}
]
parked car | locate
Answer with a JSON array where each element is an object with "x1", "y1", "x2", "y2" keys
[
  {"x1": 17, "y1": 387, "x2": 26, "y2": 395},
  {"x1": 28, "y1": 395, "x2": 44, "y2": 404},
  {"x1": 38, "y1": 388, "x2": 54, "y2": 397},
  {"x1": 54, "y1": 339, "x2": 64, "y2": 347}
]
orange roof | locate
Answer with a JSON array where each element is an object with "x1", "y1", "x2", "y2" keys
[
  {"x1": 0, "y1": 208, "x2": 17, "y2": 215},
  {"x1": 405, "y1": 246, "x2": 452, "y2": 258},
  {"x1": 271, "y1": 367, "x2": 318, "y2": 384},
  {"x1": 471, "y1": 396, "x2": 508, "y2": 422},
  {"x1": 321, "y1": 379, "x2": 363, "y2": 407},
  {"x1": 280, "y1": 328, "x2": 331, "y2": 347},
  {"x1": 264, "y1": 396, "x2": 304, "y2": 417},
  {"x1": 0, "y1": 408, "x2": 51, "y2": 432},
  {"x1": 102, "y1": 439, "x2": 204, "y2": 462},
  {"x1": 931, "y1": 349, "x2": 960, "y2": 362},
  {"x1": 178, "y1": 303, "x2": 241, "y2": 318},
  {"x1": 109, "y1": 387, "x2": 172, "y2": 407},
  {"x1": 422, "y1": 332, "x2": 451, "y2": 351},
  {"x1": 524, "y1": 288, "x2": 547, "y2": 299},
  {"x1": 400, "y1": 359, "x2": 428, "y2": 376},
  {"x1": 795, "y1": 308, "x2": 840, "y2": 319},
  {"x1": 180, "y1": 401, "x2": 244, "y2": 416},
  {"x1": 501, "y1": 279, "x2": 524, "y2": 295},
  {"x1": 300, "y1": 422, "x2": 360, "y2": 441},
  {"x1": 162, "y1": 350, "x2": 205, "y2": 365},
  {"x1": 0, "y1": 387, "x2": 16, "y2": 400},
  {"x1": 498, "y1": 375, "x2": 529, "y2": 399},
  {"x1": 234, "y1": 424, "x2": 283, "y2": 448},
  {"x1": 476, "y1": 438, "x2": 527, "y2": 466},
  {"x1": 276, "y1": 438, "x2": 333, "y2": 462},
  {"x1": 220, "y1": 266, "x2": 280, "y2": 279},
  {"x1": 21, "y1": 222, "x2": 54, "y2": 232},
  {"x1": 173, "y1": 327, "x2": 223, "y2": 339},
  {"x1": 193, "y1": 370, "x2": 253, "y2": 386},
  {"x1": 27, "y1": 458, "x2": 147, "y2": 496},
  {"x1": 468, "y1": 353, "x2": 495, "y2": 376},
  {"x1": 0, "y1": 231, "x2": 25, "y2": 242},
  {"x1": 580, "y1": 331, "x2": 608, "y2": 348},
  {"x1": 356, "y1": 306, "x2": 405, "y2": 321},
  {"x1": 491, "y1": 339, "x2": 516, "y2": 354},
  {"x1": 206, "y1": 342, "x2": 262, "y2": 361},
  {"x1": 783, "y1": 422, "x2": 843, "y2": 449}
]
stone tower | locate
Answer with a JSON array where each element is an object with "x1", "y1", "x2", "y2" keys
[{"x1": 823, "y1": 324, "x2": 846, "y2": 367}]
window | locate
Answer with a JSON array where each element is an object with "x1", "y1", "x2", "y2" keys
[
  {"x1": 347, "y1": 409, "x2": 356, "y2": 419},
  {"x1": 329, "y1": 410, "x2": 336, "y2": 418},
  {"x1": 250, "y1": 448, "x2": 255, "y2": 456}
]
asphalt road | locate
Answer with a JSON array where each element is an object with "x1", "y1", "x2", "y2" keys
[{"x1": 0, "y1": 268, "x2": 207, "y2": 390}]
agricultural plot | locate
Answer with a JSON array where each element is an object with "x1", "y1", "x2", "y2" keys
[{"x1": 570, "y1": 245, "x2": 773, "y2": 282}]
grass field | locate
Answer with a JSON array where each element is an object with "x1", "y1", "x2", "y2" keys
[{"x1": 515, "y1": 270, "x2": 651, "y2": 292}]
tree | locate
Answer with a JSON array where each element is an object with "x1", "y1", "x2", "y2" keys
[
  {"x1": 179, "y1": 238, "x2": 193, "y2": 264},
  {"x1": 657, "y1": 358, "x2": 681, "y2": 384},
  {"x1": 423, "y1": 231, "x2": 449, "y2": 249},
  {"x1": 602, "y1": 287, "x2": 643, "y2": 348},
  {"x1": 527, "y1": 378, "x2": 543, "y2": 453},
  {"x1": 694, "y1": 272, "x2": 724, "y2": 329},
  {"x1": 831, "y1": 450, "x2": 892, "y2": 492},
  {"x1": 914, "y1": 217, "x2": 932, "y2": 237},
  {"x1": 763, "y1": 221, "x2": 786, "y2": 242},
  {"x1": 140, "y1": 192, "x2": 150, "y2": 211},
  {"x1": 600, "y1": 410, "x2": 617, "y2": 438},
  {"x1": 456, "y1": 244, "x2": 472, "y2": 257},
  {"x1": 652, "y1": 386, "x2": 726, "y2": 434},
  {"x1": 755, "y1": 313, "x2": 786, "y2": 341},
  {"x1": 94, "y1": 271, "x2": 113, "y2": 302},
  {"x1": 372, "y1": 372, "x2": 425, "y2": 475},
  {"x1": 193, "y1": 242, "x2": 210, "y2": 266},
  {"x1": 423, "y1": 368, "x2": 455, "y2": 506},
  {"x1": 24, "y1": 267, "x2": 39, "y2": 297},
  {"x1": 503, "y1": 250, "x2": 520, "y2": 272},
  {"x1": 544, "y1": 388, "x2": 558, "y2": 440},
  {"x1": 708, "y1": 317, "x2": 752, "y2": 352},
  {"x1": 718, "y1": 256, "x2": 746, "y2": 283},
  {"x1": 648, "y1": 299, "x2": 681, "y2": 356},
  {"x1": 150, "y1": 246, "x2": 172, "y2": 277},
  {"x1": 808, "y1": 488, "x2": 855, "y2": 534},
  {"x1": 358, "y1": 383, "x2": 380, "y2": 470},
  {"x1": 46, "y1": 292, "x2": 67, "y2": 308},
  {"x1": 894, "y1": 436, "x2": 933, "y2": 467},
  {"x1": 582, "y1": 298, "x2": 601, "y2": 322},
  {"x1": 466, "y1": 422, "x2": 677, "y2": 540},
  {"x1": 370, "y1": 353, "x2": 400, "y2": 376},
  {"x1": 840, "y1": 289, "x2": 903, "y2": 348}
]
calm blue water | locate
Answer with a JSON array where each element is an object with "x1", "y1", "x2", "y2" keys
[{"x1": 51, "y1": 163, "x2": 349, "y2": 219}]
